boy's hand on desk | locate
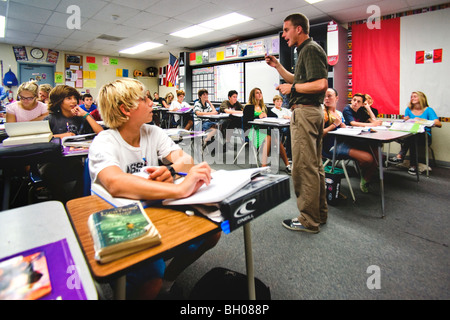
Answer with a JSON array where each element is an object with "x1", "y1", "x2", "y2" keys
[
  {"x1": 145, "y1": 166, "x2": 173, "y2": 183},
  {"x1": 56, "y1": 132, "x2": 75, "y2": 138},
  {"x1": 178, "y1": 162, "x2": 212, "y2": 198}
]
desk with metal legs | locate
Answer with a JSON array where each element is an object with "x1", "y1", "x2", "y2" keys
[
  {"x1": 247, "y1": 120, "x2": 290, "y2": 174},
  {"x1": 328, "y1": 129, "x2": 415, "y2": 218},
  {"x1": 66, "y1": 195, "x2": 262, "y2": 300}
]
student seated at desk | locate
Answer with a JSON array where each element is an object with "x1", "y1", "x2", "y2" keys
[
  {"x1": 38, "y1": 83, "x2": 52, "y2": 104},
  {"x1": 364, "y1": 94, "x2": 379, "y2": 118},
  {"x1": 169, "y1": 89, "x2": 193, "y2": 130},
  {"x1": 39, "y1": 85, "x2": 103, "y2": 204},
  {"x1": 323, "y1": 89, "x2": 377, "y2": 193},
  {"x1": 389, "y1": 91, "x2": 441, "y2": 175},
  {"x1": 89, "y1": 78, "x2": 221, "y2": 299},
  {"x1": 220, "y1": 90, "x2": 244, "y2": 147},
  {"x1": 272, "y1": 94, "x2": 292, "y2": 158},
  {"x1": 5, "y1": 81, "x2": 48, "y2": 122},
  {"x1": 343, "y1": 93, "x2": 382, "y2": 127},
  {"x1": 79, "y1": 93, "x2": 98, "y2": 113},
  {"x1": 243, "y1": 88, "x2": 291, "y2": 174},
  {"x1": 193, "y1": 88, "x2": 218, "y2": 149}
]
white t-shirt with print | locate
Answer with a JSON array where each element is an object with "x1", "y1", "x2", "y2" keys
[{"x1": 88, "y1": 124, "x2": 180, "y2": 184}]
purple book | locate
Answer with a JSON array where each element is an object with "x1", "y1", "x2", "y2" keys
[{"x1": 0, "y1": 239, "x2": 87, "y2": 300}]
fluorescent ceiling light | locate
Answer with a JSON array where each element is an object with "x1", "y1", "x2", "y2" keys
[
  {"x1": 171, "y1": 12, "x2": 253, "y2": 38},
  {"x1": 170, "y1": 25, "x2": 213, "y2": 38},
  {"x1": 305, "y1": 0, "x2": 323, "y2": 4},
  {"x1": 0, "y1": 16, "x2": 5, "y2": 38},
  {"x1": 199, "y1": 12, "x2": 253, "y2": 30},
  {"x1": 119, "y1": 42, "x2": 163, "y2": 54}
]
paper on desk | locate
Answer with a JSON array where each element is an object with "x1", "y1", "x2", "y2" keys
[
  {"x1": 335, "y1": 127, "x2": 363, "y2": 135},
  {"x1": 162, "y1": 167, "x2": 270, "y2": 206},
  {"x1": 253, "y1": 118, "x2": 290, "y2": 125}
]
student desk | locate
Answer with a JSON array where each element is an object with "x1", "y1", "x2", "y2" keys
[
  {"x1": 152, "y1": 107, "x2": 169, "y2": 128},
  {"x1": 328, "y1": 129, "x2": 415, "y2": 217},
  {"x1": 0, "y1": 201, "x2": 98, "y2": 299},
  {"x1": 0, "y1": 141, "x2": 62, "y2": 210},
  {"x1": 196, "y1": 113, "x2": 230, "y2": 132},
  {"x1": 66, "y1": 193, "x2": 274, "y2": 300},
  {"x1": 381, "y1": 118, "x2": 436, "y2": 177},
  {"x1": 167, "y1": 110, "x2": 192, "y2": 129},
  {"x1": 248, "y1": 120, "x2": 290, "y2": 174}
]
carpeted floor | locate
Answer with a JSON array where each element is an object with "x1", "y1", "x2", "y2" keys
[{"x1": 173, "y1": 160, "x2": 450, "y2": 300}]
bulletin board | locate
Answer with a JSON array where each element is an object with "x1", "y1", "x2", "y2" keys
[{"x1": 65, "y1": 54, "x2": 83, "y2": 88}]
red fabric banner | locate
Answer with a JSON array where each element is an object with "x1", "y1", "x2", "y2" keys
[{"x1": 352, "y1": 18, "x2": 401, "y2": 114}]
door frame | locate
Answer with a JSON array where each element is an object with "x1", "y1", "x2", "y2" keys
[{"x1": 18, "y1": 62, "x2": 56, "y2": 87}]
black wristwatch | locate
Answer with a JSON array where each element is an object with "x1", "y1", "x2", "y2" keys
[
  {"x1": 291, "y1": 83, "x2": 296, "y2": 94},
  {"x1": 166, "y1": 165, "x2": 177, "y2": 178}
]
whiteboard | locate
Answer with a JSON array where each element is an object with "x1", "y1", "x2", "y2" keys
[
  {"x1": 245, "y1": 60, "x2": 280, "y2": 103},
  {"x1": 214, "y1": 63, "x2": 244, "y2": 102}
]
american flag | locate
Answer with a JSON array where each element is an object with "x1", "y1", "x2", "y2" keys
[{"x1": 167, "y1": 53, "x2": 179, "y2": 86}]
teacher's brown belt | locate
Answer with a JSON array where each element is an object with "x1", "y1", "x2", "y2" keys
[{"x1": 290, "y1": 104, "x2": 320, "y2": 110}]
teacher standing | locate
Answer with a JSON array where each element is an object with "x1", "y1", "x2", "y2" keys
[{"x1": 266, "y1": 13, "x2": 328, "y2": 233}]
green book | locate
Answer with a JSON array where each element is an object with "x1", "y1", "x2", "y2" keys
[
  {"x1": 88, "y1": 203, "x2": 161, "y2": 263},
  {"x1": 389, "y1": 122, "x2": 422, "y2": 133}
]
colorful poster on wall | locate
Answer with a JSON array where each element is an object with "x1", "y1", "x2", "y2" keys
[
  {"x1": 46, "y1": 49, "x2": 59, "y2": 64},
  {"x1": 86, "y1": 56, "x2": 95, "y2": 63},
  {"x1": 13, "y1": 46, "x2": 28, "y2": 61},
  {"x1": 102, "y1": 56, "x2": 110, "y2": 65},
  {"x1": 110, "y1": 58, "x2": 118, "y2": 65},
  {"x1": 55, "y1": 72, "x2": 64, "y2": 83}
]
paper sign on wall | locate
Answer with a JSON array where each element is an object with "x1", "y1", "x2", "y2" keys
[{"x1": 327, "y1": 20, "x2": 339, "y2": 66}]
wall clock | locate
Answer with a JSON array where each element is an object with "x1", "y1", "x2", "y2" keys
[{"x1": 30, "y1": 48, "x2": 44, "y2": 59}]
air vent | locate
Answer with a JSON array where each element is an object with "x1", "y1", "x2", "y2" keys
[{"x1": 97, "y1": 34, "x2": 124, "y2": 42}]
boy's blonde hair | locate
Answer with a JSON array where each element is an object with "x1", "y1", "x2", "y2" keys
[
  {"x1": 98, "y1": 78, "x2": 145, "y2": 129},
  {"x1": 18, "y1": 81, "x2": 39, "y2": 97},
  {"x1": 176, "y1": 90, "x2": 185, "y2": 97},
  {"x1": 39, "y1": 83, "x2": 53, "y2": 94},
  {"x1": 273, "y1": 95, "x2": 283, "y2": 102}
]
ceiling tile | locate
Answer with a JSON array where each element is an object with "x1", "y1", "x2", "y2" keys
[
  {"x1": 121, "y1": 12, "x2": 169, "y2": 29},
  {"x1": 55, "y1": 0, "x2": 109, "y2": 18},
  {"x1": 7, "y1": 1, "x2": 52, "y2": 24},
  {"x1": 90, "y1": 3, "x2": 141, "y2": 24},
  {"x1": 6, "y1": 18, "x2": 43, "y2": 34}
]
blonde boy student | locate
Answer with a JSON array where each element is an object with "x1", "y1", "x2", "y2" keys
[{"x1": 89, "y1": 78, "x2": 220, "y2": 299}]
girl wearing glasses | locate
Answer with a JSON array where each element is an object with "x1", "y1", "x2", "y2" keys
[{"x1": 5, "y1": 81, "x2": 49, "y2": 122}]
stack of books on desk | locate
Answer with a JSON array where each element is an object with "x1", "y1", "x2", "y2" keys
[
  {"x1": 3, "y1": 121, "x2": 53, "y2": 146},
  {"x1": 88, "y1": 203, "x2": 161, "y2": 263}
]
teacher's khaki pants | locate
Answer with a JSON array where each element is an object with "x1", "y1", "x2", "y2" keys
[{"x1": 290, "y1": 105, "x2": 328, "y2": 230}]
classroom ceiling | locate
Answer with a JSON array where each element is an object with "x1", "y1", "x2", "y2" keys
[{"x1": 0, "y1": 0, "x2": 447, "y2": 61}]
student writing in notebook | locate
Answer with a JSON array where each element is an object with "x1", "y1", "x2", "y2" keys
[
  {"x1": 5, "y1": 81, "x2": 48, "y2": 122},
  {"x1": 89, "y1": 78, "x2": 221, "y2": 299}
]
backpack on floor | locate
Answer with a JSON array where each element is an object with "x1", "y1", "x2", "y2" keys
[{"x1": 189, "y1": 267, "x2": 271, "y2": 300}]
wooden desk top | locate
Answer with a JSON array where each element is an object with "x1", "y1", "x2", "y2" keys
[{"x1": 66, "y1": 195, "x2": 220, "y2": 280}]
